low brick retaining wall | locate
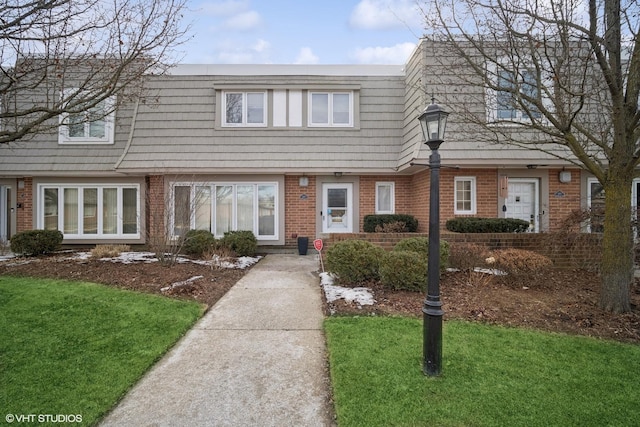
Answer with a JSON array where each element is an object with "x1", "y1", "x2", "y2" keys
[{"x1": 325, "y1": 232, "x2": 603, "y2": 270}]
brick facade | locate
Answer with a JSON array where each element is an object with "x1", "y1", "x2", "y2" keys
[
  {"x1": 284, "y1": 175, "x2": 317, "y2": 247},
  {"x1": 547, "y1": 168, "x2": 582, "y2": 231},
  {"x1": 16, "y1": 177, "x2": 32, "y2": 233},
  {"x1": 146, "y1": 175, "x2": 165, "y2": 239}
]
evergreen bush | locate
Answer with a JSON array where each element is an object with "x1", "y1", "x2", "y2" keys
[
  {"x1": 220, "y1": 230, "x2": 257, "y2": 257},
  {"x1": 379, "y1": 250, "x2": 427, "y2": 291},
  {"x1": 363, "y1": 214, "x2": 418, "y2": 232},
  {"x1": 325, "y1": 240, "x2": 385, "y2": 285},
  {"x1": 392, "y1": 237, "x2": 450, "y2": 271},
  {"x1": 446, "y1": 217, "x2": 530, "y2": 233},
  {"x1": 183, "y1": 229, "x2": 216, "y2": 258},
  {"x1": 10, "y1": 229, "x2": 63, "y2": 256}
]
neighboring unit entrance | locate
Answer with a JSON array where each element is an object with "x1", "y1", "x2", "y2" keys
[
  {"x1": 0, "y1": 186, "x2": 10, "y2": 242},
  {"x1": 322, "y1": 183, "x2": 353, "y2": 233},
  {"x1": 505, "y1": 179, "x2": 539, "y2": 232}
]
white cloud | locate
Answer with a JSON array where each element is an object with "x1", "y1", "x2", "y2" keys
[
  {"x1": 350, "y1": 0, "x2": 422, "y2": 30},
  {"x1": 253, "y1": 38, "x2": 270, "y2": 53},
  {"x1": 352, "y1": 42, "x2": 416, "y2": 64},
  {"x1": 213, "y1": 38, "x2": 272, "y2": 63},
  {"x1": 294, "y1": 47, "x2": 319, "y2": 64},
  {"x1": 200, "y1": 0, "x2": 249, "y2": 17},
  {"x1": 222, "y1": 10, "x2": 262, "y2": 31}
]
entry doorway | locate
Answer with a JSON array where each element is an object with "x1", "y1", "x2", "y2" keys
[
  {"x1": 322, "y1": 183, "x2": 353, "y2": 233},
  {"x1": 505, "y1": 178, "x2": 539, "y2": 232},
  {"x1": 0, "y1": 186, "x2": 10, "y2": 242}
]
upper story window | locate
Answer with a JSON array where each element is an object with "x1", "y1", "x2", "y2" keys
[
  {"x1": 487, "y1": 62, "x2": 548, "y2": 124},
  {"x1": 308, "y1": 92, "x2": 353, "y2": 127},
  {"x1": 454, "y1": 176, "x2": 477, "y2": 215},
  {"x1": 222, "y1": 91, "x2": 266, "y2": 127},
  {"x1": 59, "y1": 94, "x2": 115, "y2": 144}
]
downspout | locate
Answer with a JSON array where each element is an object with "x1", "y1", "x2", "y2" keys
[{"x1": 113, "y1": 97, "x2": 140, "y2": 170}]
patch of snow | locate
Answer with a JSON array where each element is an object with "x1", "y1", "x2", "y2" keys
[
  {"x1": 447, "y1": 266, "x2": 507, "y2": 276},
  {"x1": 0, "y1": 253, "x2": 16, "y2": 262},
  {"x1": 161, "y1": 275, "x2": 204, "y2": 292},
  {"x1": 104, "y1": 252, "x2": 159, "y2": 264},
  {"x1": 473, "y1": 267, "x2": 507, "y2": 276},
  {"x1": 320, "y1": 272, "x2": 375, "y2": 306},
  {"x1": 206, "y1": 255, "x2": 262, "y2": 269}
]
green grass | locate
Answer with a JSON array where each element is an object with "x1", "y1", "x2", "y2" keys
[
  {"x1": 325, "y1": 316, "x2": 640, "y2": 427},
  {"x1": 0, "y1": 276, "x2": 205, "y2": 426}
]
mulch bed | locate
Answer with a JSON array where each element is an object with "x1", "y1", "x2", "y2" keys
[{"x1": 2, "y1": 253, "x2": 639, "y2": 344}]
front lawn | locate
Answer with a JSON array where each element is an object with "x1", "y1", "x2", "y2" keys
[
  {"x1": 0, "y1": 276, "x2": 205, "y2": 425},
  {"x1": 325, "y1": 316, "x2": 640, "y2": 427}
]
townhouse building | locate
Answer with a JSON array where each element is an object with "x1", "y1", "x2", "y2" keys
[{"x1": 0, "y1": 39, "x2": 612, "y2": 248}]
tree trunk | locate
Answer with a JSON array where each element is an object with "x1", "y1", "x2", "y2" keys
[{"x1": 600, "y1": 177, "x2": 633, "y2": 313}]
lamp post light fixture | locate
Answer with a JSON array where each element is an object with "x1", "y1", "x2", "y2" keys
[{"x1": 417, "y1": 98, "x2": 449, "y2": 376}]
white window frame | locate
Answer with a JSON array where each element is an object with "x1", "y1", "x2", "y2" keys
[
  {"x1": 308, "y1": 91, "x2": 353, "y2": 127},
  {"x1": 454, "y1": 176, "x2": 477, "y2": 215},
  {"x1": 375, "y1": 182, "x2": 395, "y2": 214},
  {"x1": 58, "y1": 92, "x2": 115, "y2": 144},
  {"x1": 221, "y1": 91, "x2": 267, "y2": 127},
  {"x1": 485, "y1": 61, "x2": 552, "y2": 125},
  {"x1": 169, "y1": 181, "x2": 278, "y2": 240},
  {"x1": 37, "y1": 184, "x2": 140, "y2": 239}
]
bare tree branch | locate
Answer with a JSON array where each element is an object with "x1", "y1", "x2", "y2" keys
[{"x1": 0, "y1": 0, "x2": 190, "y2": 144}]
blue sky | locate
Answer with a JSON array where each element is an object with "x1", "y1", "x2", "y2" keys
[{"x1": 178, "y1": 0, "x2": 425, "y2": 64}]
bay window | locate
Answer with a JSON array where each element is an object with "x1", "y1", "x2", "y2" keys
[
  {"x1": 40, "y1": 184, "x2": 139, "y2": 238},
  {"x1": 171, "y1": 182, "x2": 278, "y2": 240}
]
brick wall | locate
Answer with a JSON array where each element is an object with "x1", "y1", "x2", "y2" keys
[
  {"x1": 547, "y1": 168, "x2": 582, "y2": 231},
  {"x1": 410, "y1": 170, "x2": 429, "y2": 232},
  {"x1": 359, "y1": 175, "x2": 413, "y2": 231},
  {"x1": 146, "y1": 175, "x2": 165, "y2": 240},
  {"x1": 408, "y1": 168, "x2": 499, "y2": 232},
  {"x1": 284, "y1": 175, "x2": 317, "y2": 246},
  {"x1": 16, "y1": 177, "x2": 33, "y2": 233},
  {"x1": 325, "y1": 231, "x2": 602, "y2": 269}
]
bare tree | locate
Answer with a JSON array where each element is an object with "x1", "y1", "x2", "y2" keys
[
  {"x1": 0, "y1": 0, "x2": 189, "y2": 144},
  {"x1": 145, "y1": 176, "x2": 214, "y2": 266},
  {"x1": 419, "y1": 0, "x2": 639, "y2": 313}
]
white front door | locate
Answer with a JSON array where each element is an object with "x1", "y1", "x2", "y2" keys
[
  {"x1": 505, "y1": 179, "x2": 539, "y2": 232},
  {"x1": 322, "y1": 183, "x2": 353, "y2": 233}
]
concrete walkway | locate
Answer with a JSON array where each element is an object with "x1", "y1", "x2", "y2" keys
[{"x1": 100, "y1": 254, "x2": 335, "y2": 427}]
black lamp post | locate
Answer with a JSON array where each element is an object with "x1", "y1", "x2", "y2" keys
[{"x1": 417, "y1": 98, "x2": 449, "y2": 376}]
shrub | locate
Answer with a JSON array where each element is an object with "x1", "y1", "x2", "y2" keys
[
  {"x1": 325, "y1": 240, "x2": 385, "y2": 285},
  {"x1": 392, "y1": 237, "x2": 450, "y2": 271},
  {"x1": 448, "y1": 243, "x2": 491, "y2": 272},
  {"x1": 491, "y1": 248, "x2": 553, "y2": 281},
  {"x1": 10, "y1": 229, "x2": 63, "y2": 256},
  {"x1": 220, "y1": 230, "x2": 257, "y2": 257},
  {"x1": 374, "y1": 221, "x2": 407, "y2": 233},
  {"x1": 379, "y1": 250, "x2": 427, "y2": 291},
  {"x1": 363, "y1": 214, "x2": 418, "y2": 232},
  {"x1": 91, "y1": 244, "x2": 130, "y2": 258},
  {"x1": 183, "y1": 229, "x2": 216, "y2": 258},
  {"x1": 446, "y1": 217, "x2": 530, "y2": 233}
]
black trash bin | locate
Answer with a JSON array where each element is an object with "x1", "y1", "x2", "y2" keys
[{"x1": 297, "y1": 236, "x2": 309, "y2": 255}]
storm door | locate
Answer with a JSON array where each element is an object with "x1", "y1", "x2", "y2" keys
[{"x1": 322, "y1": 183, "x2": 353, "y2": 233}]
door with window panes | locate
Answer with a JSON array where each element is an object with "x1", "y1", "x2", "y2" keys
[{"x1": 322, "y1": 183, "x2": 352, "y2": 233}]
